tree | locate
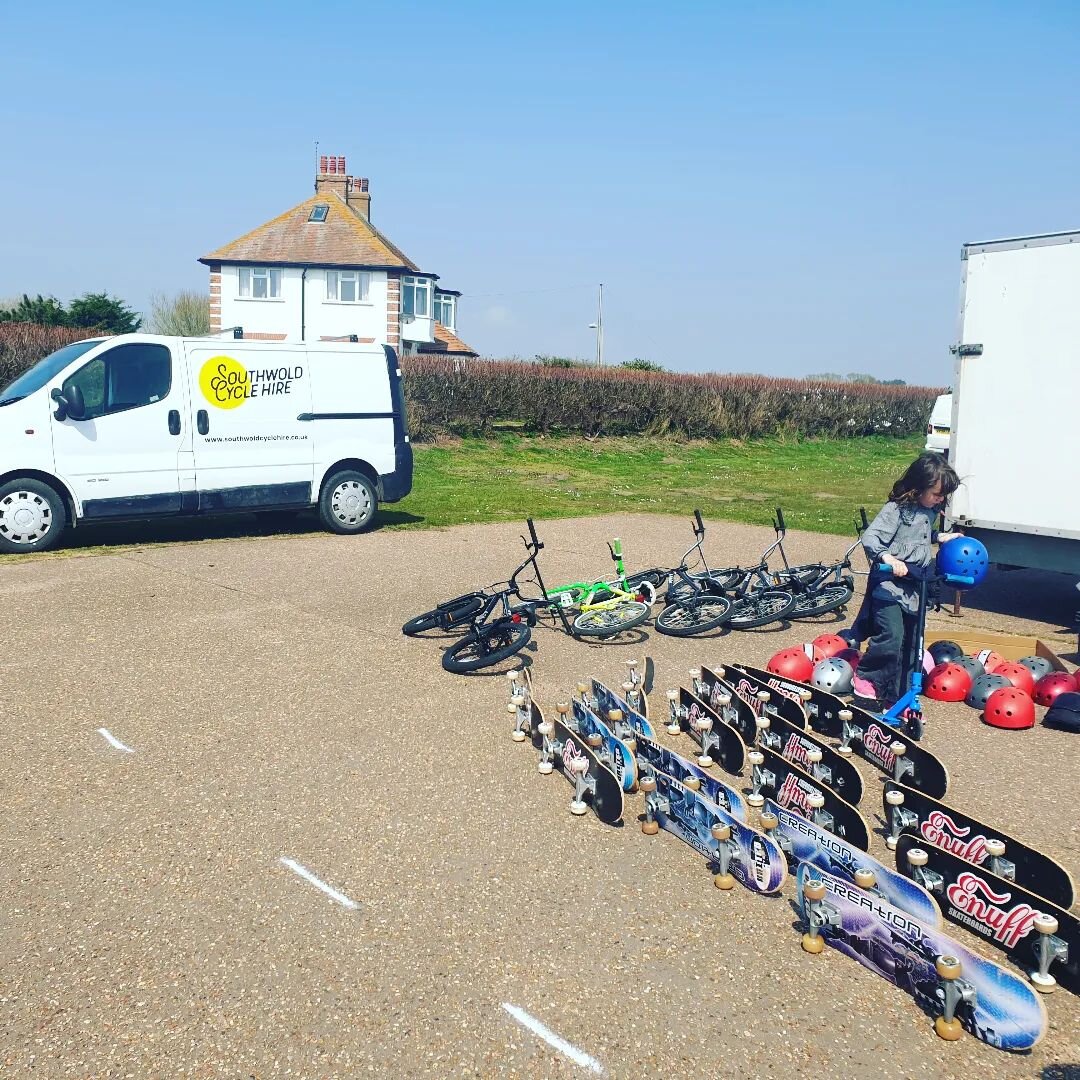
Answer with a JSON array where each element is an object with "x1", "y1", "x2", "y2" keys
[
  {"x1": 0, "y1": 294, "x2": 69, "y2": 326},
  {"x1": 67, "y1": 292, "x2": 141, "y2": 334},
  {"x1": 149, "y1": 291, "x2": 210, "y2": 335}
]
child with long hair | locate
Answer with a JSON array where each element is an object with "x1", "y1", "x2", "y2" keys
[{"x1": 847, "y1": 452, "x2": 964, "y2": 711}]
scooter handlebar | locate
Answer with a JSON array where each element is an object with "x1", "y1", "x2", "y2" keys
[{"x1": 876, "y1": 563, "x2": 975, "y2": 587}]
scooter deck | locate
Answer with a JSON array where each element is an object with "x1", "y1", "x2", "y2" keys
[
  {"x1": 882, "y1": 781, "x2": 1075, "y2": 910},
  {"x1": 797, "y1": 864, "x2": 1048, "y2": 1050},
  {"x1": 764, "y1": 799, "x2": 940, "y2": 925},
  {"x1": 894, "y1": 834, "x2": 1080, "y2": 996}
]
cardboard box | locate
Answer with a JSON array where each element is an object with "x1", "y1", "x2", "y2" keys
[{"x1": 932, "y1": 630, "x2": 1070, "y2": 672}]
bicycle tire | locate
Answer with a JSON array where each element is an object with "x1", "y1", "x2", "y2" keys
[
  {"x1": 572, "y1": 600, "x2": 650, "y2": 638},
  {"x1": 441, "y1": 621, "x2": 532, "y2": 673},
  {"x1": 789, "y1": 578, "x2": 855, "y2": 619},
  {"x1": 727, "y1": 588, "x2": 796, "y2": 629},
  {"x1": 655, "y1": 595, "x2": 734, "y2": 637},
  {"x1": 402, "y1": 594, "x2": 484, "y2": 636}
]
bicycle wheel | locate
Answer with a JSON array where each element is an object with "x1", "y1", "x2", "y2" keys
[
  {"x1": 655, "y1": 595, "x2": 734, "y2": 637},
  {"x1": 572, "y1": 600, "x2": 650, "y2": 638},
  {"x1": 727, "y1": 588, "x2": 796, "y2": 629},
  {"x1": 789, "y1": 578, "x2": 855, "y2": 619},
  {"x1": 441, "y1": 621, "x2": 532, "y2": 673},
  {"x1": 402, "y1": 594, "x2": 484, "y2": 636}
]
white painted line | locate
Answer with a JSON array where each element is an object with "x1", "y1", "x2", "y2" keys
[
  {"x1": 279, "y1": 857, "x2": 359, "y2": 910},
  {"x1": 97, "y1": 728, "x2": 134, "y2": 753},
  {"x1": 502, "y1": 1003, "x2": 604, "y2": 1075}
]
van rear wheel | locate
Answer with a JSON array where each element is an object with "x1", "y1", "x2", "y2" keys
[
  {"x1": 0, "y1": 479, "x2": 67, "y2": 554},
  {"x1": 319, "y1": 470, "x2": 377, "y2": 534}
]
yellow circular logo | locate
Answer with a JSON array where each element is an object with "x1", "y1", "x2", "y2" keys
[{"x1": 200, "y1": 355, "x2": 250, "y2": 409}]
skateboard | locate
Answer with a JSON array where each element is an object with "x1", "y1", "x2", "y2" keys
[
  {"x1": 762, "y1": 799, "x2": 940, "y2": 926},
  {"x1": 707, "y1": 663, "x2": 808, "y2": 730},
  {"x1": 569, "y1": 698, "x2": 638, "y2": 793},
  {"x1": 731, "y1": 662, "x2": 950, "y2": 800},
  {"x1": 747, "y1": 744, "x2": 870, "y2": 851},
  {"x1": 797, "y1": 864, "x2": 1048, "y2": 1050},
  {"x1": 640, "y1": 769, "x2": 787, "y2": 894},
  {"x1": 882, "y1": 782, "x2": 1075, "y2": 910},
  {"x1": 692, "y1": 664, "x2": 786, "y2": 743},
  {"x1": 506, "y1": 669, "x2": 623, "y2": 824},
  {"x1": 591, "y1": 679, "x2": 748, "y2": 820},
  {"x1": 664, "y1": 686, "x2": 747, "y2": 775},
  {"x1": 894, "y1": 834, "x2": 1079, "y2": 996}
]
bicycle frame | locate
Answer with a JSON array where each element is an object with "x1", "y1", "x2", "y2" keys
[
  {"x1": 770, "y1": 507, "x2": 867, "y2": 591},
  {"x1": 546, "y1": 538, "x2": 654, "y2": 615}
]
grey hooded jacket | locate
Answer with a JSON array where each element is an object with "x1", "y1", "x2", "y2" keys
[{"x1": 861, "y1": 500, "x2": 940, "y2": 614}]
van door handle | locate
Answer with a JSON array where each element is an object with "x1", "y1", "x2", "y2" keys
[
  {"x1": 168, "y1": 409, "x2": 181, "y2": 435},
  {"x1": 197, "y1": 410, "x2": 209, "y2": 435}
]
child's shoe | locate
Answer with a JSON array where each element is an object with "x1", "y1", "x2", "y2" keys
[{"x1": 852, "y1": 675, "x2": 881, "y2": 711}]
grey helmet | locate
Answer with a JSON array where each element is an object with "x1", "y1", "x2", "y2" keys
[
  {"x1": 928, "y1": 640, "x2": 964, "y2": 666},
  {"x1": 955, "y1": 656, "x2": 985, "y2": 681},
  {"x1": 812, "y1": 657, "x2": 854, "y2": 695},
  {"x1": 966, "y1": 673, "x2": 1011, "y2": 709},
  {"x1": 1018, "y1": 655, "x2": 1053, "y2": 682}
]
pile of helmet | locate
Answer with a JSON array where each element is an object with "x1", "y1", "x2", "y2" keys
[
  {"x1": 766, "y1": 634, "x2": 866, "y2": 696},
  {"x1": 925, "y1": 639, "x2": 1080, "y2": 731}
]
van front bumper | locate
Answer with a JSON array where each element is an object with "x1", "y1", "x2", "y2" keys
[{"x1": 380, "y1": 442, "x2": 414, "y2": 503}]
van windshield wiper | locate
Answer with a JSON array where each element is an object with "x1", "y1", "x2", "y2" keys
[{"x1": 0, "y1": 395, "x2": 25, "y2": 406}]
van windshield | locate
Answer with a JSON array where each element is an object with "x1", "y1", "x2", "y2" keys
[{"x1": 0, "y1": 339, "x2": 104, "y2": 404}]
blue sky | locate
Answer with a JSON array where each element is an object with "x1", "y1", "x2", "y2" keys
[{"x1": 2, "y1": 1, "x2": 1078, "y2": 385}]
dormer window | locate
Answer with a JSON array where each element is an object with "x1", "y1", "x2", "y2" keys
[
  {"x1": 402, "y1": 276, "x2": 430, "y2": 317},
  {"x1": 434, "y1": 292, "x2": 456, "y2": 330}
]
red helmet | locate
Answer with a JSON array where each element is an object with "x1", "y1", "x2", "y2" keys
[
  {"x1": 925, "y1": 662, "x2": 973, "y2": 702},
  {"x1": 767, "y1": 647, "x2": 814, "y2": 682},
  {"x1": 1033, "y1": 671, "x2": 1078, "y2": 707},
  {"x1": 991, "y1": 661, "x2": 1035, "y2": 696},
  {"x1": 812, "y1": 634, "x2": 848, "y2": 659},
  {"x1": 982, "y1": 687, "x2": 1036, "y2": 730},
  {"x1": 976, "y1": 649, "x2": 1006, "y2": 674}
]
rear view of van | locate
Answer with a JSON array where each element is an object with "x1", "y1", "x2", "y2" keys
[{"x1": 924, "y1": 392, "x2": 953, "y2": 457}]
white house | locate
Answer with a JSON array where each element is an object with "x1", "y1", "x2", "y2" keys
[{"x1": 199, "y1": 155, "x2": 477, "y2": 358}]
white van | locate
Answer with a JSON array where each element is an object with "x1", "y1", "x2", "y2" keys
[
  {"x1": 924, "y1": 392, "x2": 953, "y2": 457},
  {"x1": 0, "y1": 334, "x2": 412, "y2": 553}
]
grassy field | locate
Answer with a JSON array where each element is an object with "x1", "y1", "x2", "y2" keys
[{"x1": 0, "y1": 434, "x2": 922, "y2": 561}]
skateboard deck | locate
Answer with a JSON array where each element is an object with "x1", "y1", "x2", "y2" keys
[
  {"x1": 763, "y1": 799, "x2": 940, "y2": 926},
  {"x1": 709, "y1": 663, "x2": 808, "y2": 730},
  {"x1": 694, "y1": 665, "x2": 784, "y2": 743},
  {"x1": 749, "y1": 744, "x2": 870, "y2": 851},
  {"x1": 669, "y1": 687, "x2": 747, "y2": 775},
  {"x1": 570, "y1": 698, "x2": 638, "y2": 793},
  {"x1": 893, "y1": 835, "x2": 1080, "y2": 996},
  {"x1": 591, "y1": 679, "x2": 748, "y2": 820},
  {"x1": 882, "y1": 781, "x2": 1075, "y2": 911},
  {"x1": 732, "y1": 662, "x2": 949, "y2": 799},
  {"x1": 797, "y1": 864, "x2": 1048, "y2": 1050},
  {"x1": 642, "y1": 769, "x2": 786, "y2": 894}
]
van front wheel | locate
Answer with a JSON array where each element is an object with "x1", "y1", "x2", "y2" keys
[
  {"x1": 319, "y1": 470, "x2": 377, "y2": 534},
  {"x1": 0, "y1": 479, "x2": 67, "y2": 554}
]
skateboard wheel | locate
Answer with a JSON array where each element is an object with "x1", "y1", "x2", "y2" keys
[
  {"x1": 506, "y1": 670, "x2": 520, "y2": 683},
  {"x1": 587, "y1": 733, "x2": 603, "y2": 749},
  {"x1": 627, "y1": 659, "x2": 638, "y2": 670},
  {"x1": 934, "y1": 1016, "x2": 963, "y2": 1042},
  {"x1": 748, "y1": 750, "x2": 764, "y2": 766},
  {"x1": 569, "y1": 757, "x2": 589, "y2": 776},
  {"x1": 747, "y1": 793, "x2": 764, "y2": 808},
  {"x1": 885, "y1": 836, "x2": 899, "y2": 851},
  {"x1": 801, "y1": 933, "x2": 825, "y2": 955},
  {"x1": 854, "y1": 868, "x2": 876, "y2": 890},
  {"x1": 538, "y1": 721, "x2": 554, "y2": 737},
  {"x1": 760, "y1": 811, "x2": 778, "y2": 832},
  {"x1": 889, "y1": 741, "x2": 906, "y2": 757},
  {"x1": 538, "y1": 762, "x2": 554, "y2": 775},
  {"x1": 607, "y1": 709, "x2": 622, "y2": 724},
  {"x1": 906, "y1": 847, "x2": 929, "y2": 868},
  {"x1": 511, "y1": 694, "x2": 525, "y2": 708},
  {"x1": 935, "y1": 955, "x2": 961, "y2": 980},
  {"x1": 556, "y1": 703, "x2": 569, "y2": 716},
  {"x1": 755, "y1": 716, "x2": 770, "y2": 730},
  {"x1": 697, "y1": 754, "x2": 714, "y2": 769},
  {"x1": 806, "y1": 747, "x2": 822, "y2": 764},
  {"x1": 710, "y1": 823, "x2": 731, "y2": 842},
  {"x1": 639, "y1": 776, "x2": 657, "y2": 794},
  {"x1": 803, "y1": 878, "x2": 826, "y2": 902},
  {"x1": 626, "y1": 738, "x2": 637, "y2": 753},
  {"x1": 570, "y1": 800, "x2": 588, "y2": 816},
  {"x1": 1034, "y1": 913, "x2": 1059, "y2": 936},
  {"x1": 666, "y1": 689, "x2": 679, "y2": 702},
  {"x1": 838, "y1": 709, "x2": 852, "y2": 722},
  {"x1": 576, "y1": 683, "x2": 589, "y2": 696},
  {"x1": 807, "y1": 793, "x2": 825, "y2": 810},
  {"x1": 757, "y1": 691, "x2": 770, "y2": 702},
  {"x1": 688, "y1": 668, "x2": 701, "y2": 680},
  {"x1": 799, "y1": 689, "x2": 812, "y2": 701},
  {"x1": 885, "y1": 789, "x2": 905, "y2": 807},
  {"x1": 985, "y1": 838, "x2": 1006, "y2": 859},
  {"x1": 836, "y1": 744, "x2": 852, "y2": 757},
  {"x1": 692, "y1": 717, "x2": 712, "y2": 733},
  {"x1": 511, "y1": 730, "x2": 527, "y2": 743},
  {"x1": 507, "y1": 702, "x2": 519, "y2": 715},
  {"x1": 713, "y1": 872, "x2": 735, "y2": 891},
  {"x1": 719, "y1": 694, "x2": 731, "y2": 708},
  {"x1": 683, "y1": 776, "x2": 700, "y2": 792},
  {"x1": 641, "y1": 819, "x2": 659, "y2": 835},
  {"x1": 666, "y1": 724, "x2": 682, "y2": 736}
]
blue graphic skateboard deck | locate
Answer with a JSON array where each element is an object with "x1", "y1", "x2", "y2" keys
[{"x1": 570, "y1": 698, "x2": 638, "y2": 793}]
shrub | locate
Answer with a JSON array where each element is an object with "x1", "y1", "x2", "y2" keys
[{"x1": 0, "y1": 323, "x2": 102, "y2": 390}]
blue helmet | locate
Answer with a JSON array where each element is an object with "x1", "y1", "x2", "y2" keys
[{"x1": 937, "y1": 537, "x2": 989, "y2": 589}]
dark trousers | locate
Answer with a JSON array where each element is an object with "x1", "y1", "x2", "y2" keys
[{"x1": 857, "y1": 600, "x2": 920, "y2": 707}]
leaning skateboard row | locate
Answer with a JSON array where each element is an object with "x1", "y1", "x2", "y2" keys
[{"x1": 503, "y1": 658, "x2": 1077, "y2": 1051}]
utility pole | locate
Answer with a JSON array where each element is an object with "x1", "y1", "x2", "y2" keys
[{"x1": 589, "y1": 283, "x2": 604, "y2": 368}]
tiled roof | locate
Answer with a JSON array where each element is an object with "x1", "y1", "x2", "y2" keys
[
  {"x1": 200, "y1": 191, "x2": 421, "y2": 271},
  {"x1": 420, "y1": 322, "x2": 478, "y2": 357}
]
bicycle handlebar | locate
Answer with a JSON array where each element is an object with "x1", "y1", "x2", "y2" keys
[
  {"x1": 775, "y1": 507, "x2": 786, "y2": 533},
  {"x1": 693, "y1": 509, "x2": 705, "y2": 538},
  {"x1": 526, "y1": 518, "x2": 543, "y2": 551}
]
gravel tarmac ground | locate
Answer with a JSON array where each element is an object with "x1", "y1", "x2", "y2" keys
[{"x1": 2, "y1": 514, "x2": 1077, "y2": 1079}]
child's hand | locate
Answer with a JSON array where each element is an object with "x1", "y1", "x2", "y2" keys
[
  {"x1": 883, "y1": 553, "x2": 908, "y2": 577},
  {"x1": 938, "y1": 531, "x2": 964, "y2": 543}
]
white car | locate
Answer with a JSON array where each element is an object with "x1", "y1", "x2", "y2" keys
[{"x1": 924, "y1": 392, "x2": 953, "y2": 457}]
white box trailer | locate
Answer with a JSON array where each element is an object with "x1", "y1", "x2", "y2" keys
[{"x1": 948, "y1": 231, "x2": 1080, "y2": 575}]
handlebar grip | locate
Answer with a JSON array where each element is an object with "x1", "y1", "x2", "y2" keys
[
  {"x1": 945, "y1": 573, "x2": 976, "y2": 586},
  {"x1": 612, "y1": 538, "x2": 623, "y2": 558},
  {"x1": 776, "y1": 507, "x2": 786, "y2": 531},
  {"x1": 860, "y1": 507, "x2": 869, "y2": 530},
  {"x1": 877, "y1": 563, "x2": 892, "y2": 574}
]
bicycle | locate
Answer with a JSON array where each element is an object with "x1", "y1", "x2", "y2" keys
[{"x1": 652, "y1": 511, "x2": 736, "y2": 636}]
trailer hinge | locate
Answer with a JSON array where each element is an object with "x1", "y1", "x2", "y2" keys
[{"x1": 950, "y1": 343, "x2": 983, "y2": 358}]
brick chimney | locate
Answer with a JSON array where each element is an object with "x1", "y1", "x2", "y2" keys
[{"x1": 315, "y1": 155, "x2": 371, "y2": 221}]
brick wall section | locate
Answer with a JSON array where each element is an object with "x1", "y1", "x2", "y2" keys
[
  {"x1": 238, "y1": 332, "x2": 287, "y2": 341},
  {"x1": 386, "y1": 274, "x2": 401, "y2": 348},
  {"x1": 208, "y1": 264, "x2": 221, "y2": 332}
]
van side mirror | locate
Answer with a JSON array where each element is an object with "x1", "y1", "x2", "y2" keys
[{"x1": 51, "y1": 384, "x2": 86, "y2": 421}]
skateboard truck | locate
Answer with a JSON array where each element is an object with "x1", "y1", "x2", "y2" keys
[
  {"x1": 621, "y1": 678, "x2": 644, "y2": 717},
  {"x1": 983, "y1": 837, "x2": 1017, "y2": 884},
  {"x1": 688, "y1": 667, "x2": 704, "y2": 701},
  {"x1": 932, "y1": 955, "x2": 976, "y2": 1041},
  {"x1": 1030, "y1": 914, "x2": 1068, "y2": 993},
  {"x1": 805, "y1": 790, "x2": 836, "y2": 836},
  {"x1": 746, "y1": 749, "x2": 768, "y2": 808},
  {"x1": 799, "y1": 876, "x2": 840, "y2": 954},
  {"x1": 836, "y1": 709, "x2": 858, "y2": 757},
  {"x1": 901, "y1": 846, "x2": 946, "y2": 896},
  {"x1": 665, "y1": 689, "x2": 683, "y2": 736},
  {"x1": 547, "y1": 704, "x2": 595, "y2": 816},
  {"x1": 884, "y1": 789, "x2": 919, "y2": 850},
  {"x1": 506, "y1": 669, "x2": 531, "y2": 742}
]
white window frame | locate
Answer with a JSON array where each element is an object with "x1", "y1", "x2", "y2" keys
[
  {"x1": 238, "y1": 266, "x2": 282, "y2": 300},
  {"x1": 402, "y1": 276, "x2": 430, "y2": 318},
  {"x1": 326, "y1": 270, "x2": 371, "y2": 304},
  {"x1": 434, "y1": 293, "x2": 456, "y2": 329}
]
